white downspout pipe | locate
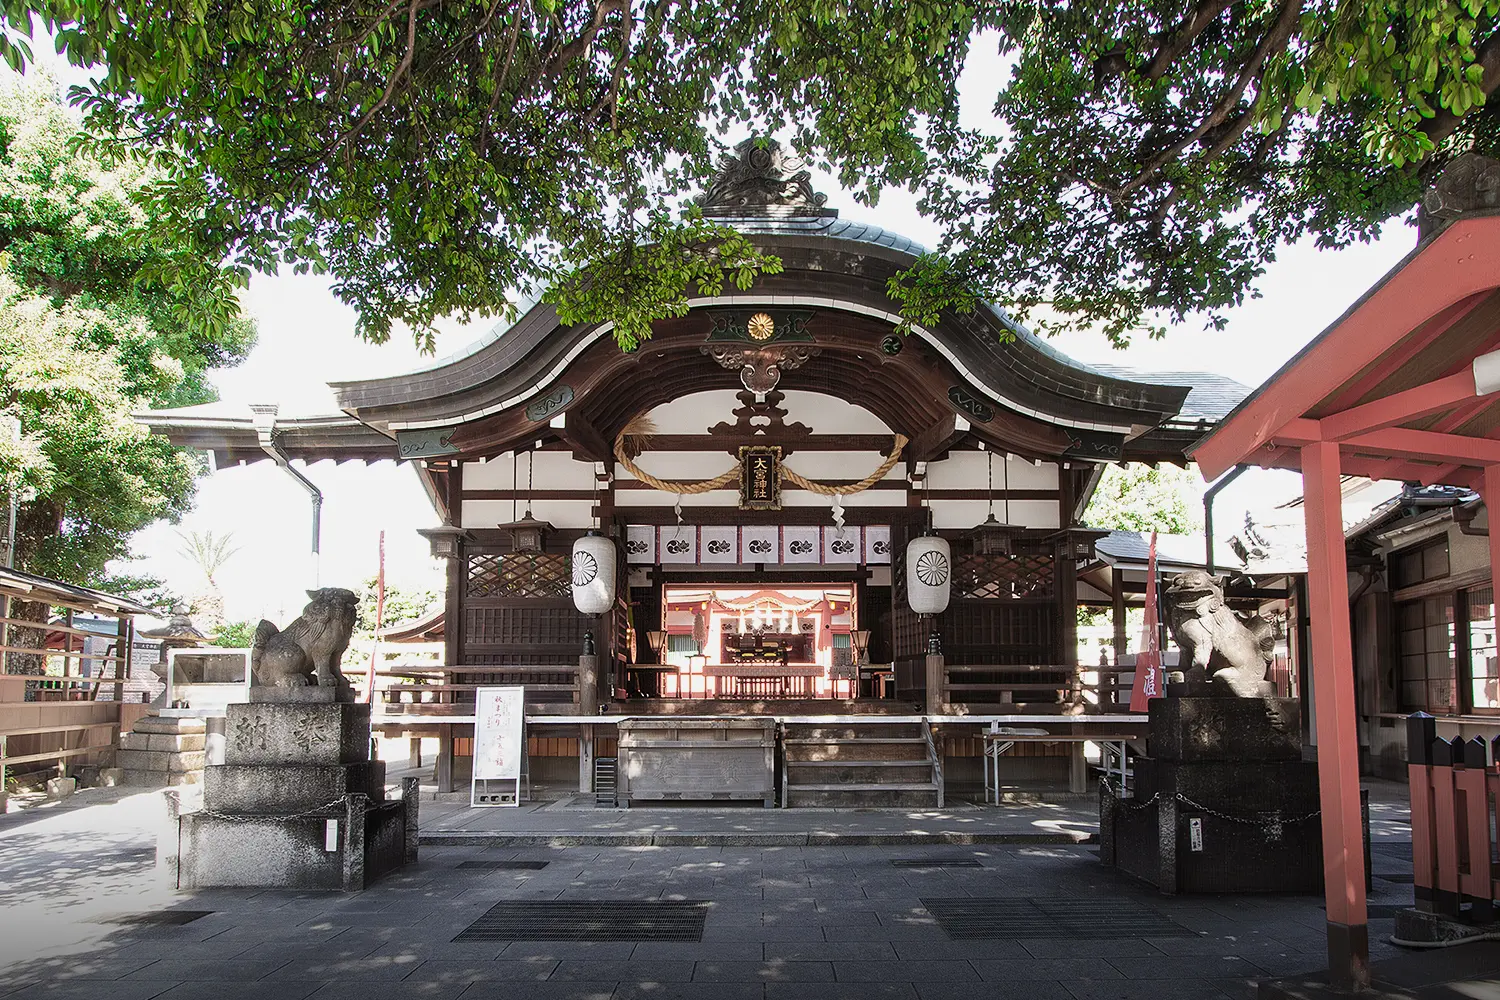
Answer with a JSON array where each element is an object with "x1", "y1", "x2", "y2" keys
[{"x1": 249, "y1": 404, "x2": 323, "y2": 583}]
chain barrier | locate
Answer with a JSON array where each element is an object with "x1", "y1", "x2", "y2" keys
[
  {"x1": 1103, "y1": 781, "x2": 1321, "y2": 833},
  {"x1": 195, "y1": 797, "x2": 353, "y2": 824}
]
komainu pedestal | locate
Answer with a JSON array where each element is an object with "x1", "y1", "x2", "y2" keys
[
  {"x1": 1099, "y1": 697, "x2": 1322, "y2": 893},
  {"x1": 171, "y1": 691, "x2": 418, "y2": 891}
]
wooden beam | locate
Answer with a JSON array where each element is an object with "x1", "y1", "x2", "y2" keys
[
  {"x1": 1266, "y1": 418, "x2": 1500, "y2": 467},
  {"x1": 1320, "y1": 369, "x2": 1479, "y2": 441},
  {"x1": 1192, "y1": 222, "x2": 1500, "y2": 479},
  {"x1": 906, "y1": 412, "x2": 968, "y2": 471},
  {"x1": 553, "y1": 410, "x2": 612, "y2": 465}
]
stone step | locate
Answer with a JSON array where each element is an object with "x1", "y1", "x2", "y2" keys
[
  {"x1": 130, "y1": 716, "x2": 206, "y2": 735},
  {"x1": 119, "y1": 769, "x2": 200, "y2": 787},
  {"x1": 116, "y1": 748, "x2": 206, "y2": 773},
  {"x1": 120, "y1": 732, "x2": 206, "y2": 753}
]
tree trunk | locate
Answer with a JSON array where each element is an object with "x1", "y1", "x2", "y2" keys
[{"x1": 5, "y1": 597, "x2": 49, "y2": 703}]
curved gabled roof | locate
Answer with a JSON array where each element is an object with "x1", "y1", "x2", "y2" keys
[
  {"x1": 331, "y1": 224, "x2": 1195, "y2": 443},
  {"x1": 316, "y1": 139, "x2": 1241, "y2": 467}
]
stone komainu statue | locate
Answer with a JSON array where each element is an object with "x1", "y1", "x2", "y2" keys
[
  {"x1": 251, "y1": 588, "x2": 359, "y2": 697},
  {"x1": 1163, "y1": 570, "x2": 1276, "y2": 698}
]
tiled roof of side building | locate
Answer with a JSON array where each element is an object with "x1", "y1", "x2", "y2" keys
[{"x1": 1088, "y1": 365, "x2": 1253, "y2": 422}]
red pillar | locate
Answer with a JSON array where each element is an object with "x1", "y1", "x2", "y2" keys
[{"x1": 1300, "y1": 441, "x2": 1369, "y2": 989}]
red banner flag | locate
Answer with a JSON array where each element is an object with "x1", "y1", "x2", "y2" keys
[
  {"x1": 363, "y1": 531, "x2": 385, "y2": 705},
  {"x1": 1129, "y1": 530, "x2": 1164, "y2": 712}
]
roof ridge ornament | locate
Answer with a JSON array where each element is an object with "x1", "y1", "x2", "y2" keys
[
  {"x1": 1418, "y1": 152, "x2": 1500, "y2": 239},
  {"x1": 697, "y1": 137, "x2": 837, "y2": 219}
]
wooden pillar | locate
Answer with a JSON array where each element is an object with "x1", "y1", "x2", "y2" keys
[
  {"x1": 1111, "y1": 567, "x2": 1128, "y2": 710},
  {"x1": 579, "y1": 724, "x2": 594, "y2": 794},
  {"x1": 435, "y1": 725, "x2": 455, "y2": 794},
  {"x1": 438, "y1": 471, "x2": 463, "y2": 798},
  {"x1": 407, "y1": 737, "x2": 422, "y2": 770},
  {"x1": 925, "y1": 643, "x2": 945, "y2": 716},
  {"x1": 579, "y1": 653, "x2": 599, "y2": 717},
  {"x1": 1067, "y1": 742, "x2": 1087, "y2": 794},
  {"x1": 1300, "y1": 441, "x2": 1369, "y2": 990},
  {"x1": 1056, "y1": 537, "x2": 1079, "y2": 697}
]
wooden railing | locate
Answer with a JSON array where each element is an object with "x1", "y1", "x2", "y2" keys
[
  {"x1": 1407, "y1": 713, "x2": 1500, "y2": 919},
  {"x1": 940, "y1": 663, "x2": 1135, "y2": 714},
  {"x1": 370, "y1": 664, "x2": 580, "y2": 717}
]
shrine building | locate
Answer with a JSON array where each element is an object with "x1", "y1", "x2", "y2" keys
[{"x1": 140, "y1": 139, "x2": 1256, "y2": 804}]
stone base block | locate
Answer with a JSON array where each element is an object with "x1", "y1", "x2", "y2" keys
[
  {"x1": 224, "y1": 702, "x2": 371, "y2": 766},
  {"x1": 132, "y1": 716, "x2": 206, "y2": 735},
  {"x1": 176, "y1": 780, "x2": 416, "y2": 891},
  {"x1": 203, "y1": 761, "x2": 386, "y2": 813},
  {"x1": 98, "y1": 767, "x2": 124, "y2": 787},
  {"x1": 247, "y1": 685, "x2": 340, "y2": 704},
  {"x1": 1148, "y1": 696, "x2": 1302, "y2": 762},
  {"x1": 46, "y1": 777, "x2": 76, "y2": 798},
  {"x1": 1392, "y1": 906, "x2": 1495, "y2": 944},
  {"x1": 120, "y1": 732, "x2": 206, "y2": 753},
  {"x1": 116, "y1": 748, "x2": 207, "y2": 773},
  {"x1": 120, "y1": 769, "x2": 199, "y2": 787},
  {"x1": 1103, "y1": 755, "x2": 1324, "y2": 894}
]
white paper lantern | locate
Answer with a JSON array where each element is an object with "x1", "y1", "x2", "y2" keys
[
  {"x1": 905, "y1": 535, "x2": 951, "y2": 615},
  {"x1": 571, "y1": 532, "x2": 617, "y2": 616}
]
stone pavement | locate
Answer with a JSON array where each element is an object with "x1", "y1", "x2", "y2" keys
[
  {"x1": 421, "y1": 794, "x2": 1103, "y2": 846},
  {"x1": 0, "y1": 781, "x2": 1433, "y2": 1000},
  {"x1": 416, "y1": 774, "x2": 1416, "y2": 848}
]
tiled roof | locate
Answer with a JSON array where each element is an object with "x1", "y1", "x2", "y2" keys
[{"x1": 1088, "y1": 365, "x2": 1253, "y2": 422}]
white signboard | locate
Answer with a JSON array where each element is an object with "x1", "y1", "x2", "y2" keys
[{"x1": 472, "y1": 686, "x2": 525, "y2": 807}]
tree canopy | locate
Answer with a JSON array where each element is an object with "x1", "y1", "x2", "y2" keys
[
  {"x1": 4, "y1": 1, "x2": 1500, "y2": 347},
  {"x1": 0, "y1": 78, "x2": 255, "y2": 589},
  {"x1": 1083, "y1": 463, "x2": 1204, "y2": 535}
]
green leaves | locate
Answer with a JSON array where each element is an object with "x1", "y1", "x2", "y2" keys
[
  {"x1": 0, "y1": 78, "x2": 254, "y2": 585},
  {"x1": 1, "y1": 0, "x2": 1496, "y2": 354},
  {"x1": 547, "y1": 215, "x2": 785, "y2": 352}
]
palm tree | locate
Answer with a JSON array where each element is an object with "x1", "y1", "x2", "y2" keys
[{"x1": 177, "y1": 529, "x2": 239, "y2": 629}]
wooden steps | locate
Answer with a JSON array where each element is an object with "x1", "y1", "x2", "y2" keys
[{"x1": 781, "y1": 720, "x2": 942, "y2": 808}]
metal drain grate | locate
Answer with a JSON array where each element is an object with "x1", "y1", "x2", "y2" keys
[
  {"x1": 922, "y1": 897, "x2": 1193, "y2": 940},
  {"x1": 457, "y1": 860, "x2": 551, "y2": 870},
  {"x1": 893, "y1": 858, "x2": 983, "y2": 868},
  {"x1": 454, "y1": 900, "x2": 708, "y2": 942},
  {"x1": 94, "y1": 910, "x2": 213, "y2": 927}
]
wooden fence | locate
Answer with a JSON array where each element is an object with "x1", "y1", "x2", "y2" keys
[{"x1": 1407, "y1": 712, "x2": 1500, "y2": 920}]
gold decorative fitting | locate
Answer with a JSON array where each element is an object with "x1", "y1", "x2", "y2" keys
[{"x1": 747, "y1": 312, "x2": 776, "y2": 341}]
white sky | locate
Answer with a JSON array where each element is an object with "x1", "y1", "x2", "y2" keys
[{"x1": 84, "y1": 34, "x2": 1417, "y2": 625}]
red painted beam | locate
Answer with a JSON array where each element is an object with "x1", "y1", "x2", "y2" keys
[
  {"x1": 1300, "y1": 441, "x2": 1370, "y2": 989},
  {"x1": 1263, "y1": 419, "x2": 1500, "y2": 467},
  {"x1": 1193, "y1": 219, "x2": 1500, "y2": 479},
  {"x1": 1320, "y1": 370, "x2": 1478, "y2": 441}
]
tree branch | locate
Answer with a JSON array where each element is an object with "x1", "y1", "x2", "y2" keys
[
  {"x1": 1142, "y1": 0, "x2": 1238, "y2": 81},
  {"x1": 1119, "y1": 0, "x2": 1300, "y2": 197},
  {"x1": 1420, "y1": 30, "x2": 1500, "y2": 149},
  {"x1": 1093, "y1": 0, "x2": 1238, "y2": 91}
]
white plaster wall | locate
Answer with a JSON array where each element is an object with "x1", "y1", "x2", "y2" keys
[
  {"x1": 925, "y1": 452, "x2": 1058, "y2": 490},
  {"x1": 461, "y1": 499, "x2": 597, "y2": 529},
  {"x1": 463, "y1": 451, "x2": 597, "y2": 490},
  {"x1": 641, "y1": 389, "x2": 894, "y2": 434},
  {"x1": 926, "y1": 499, "x2": 1060, "y2": 530}
]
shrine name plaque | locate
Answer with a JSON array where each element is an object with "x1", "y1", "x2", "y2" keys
[{"x1": 738, "y1": 445, "x2": 781, "y2": 511}]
